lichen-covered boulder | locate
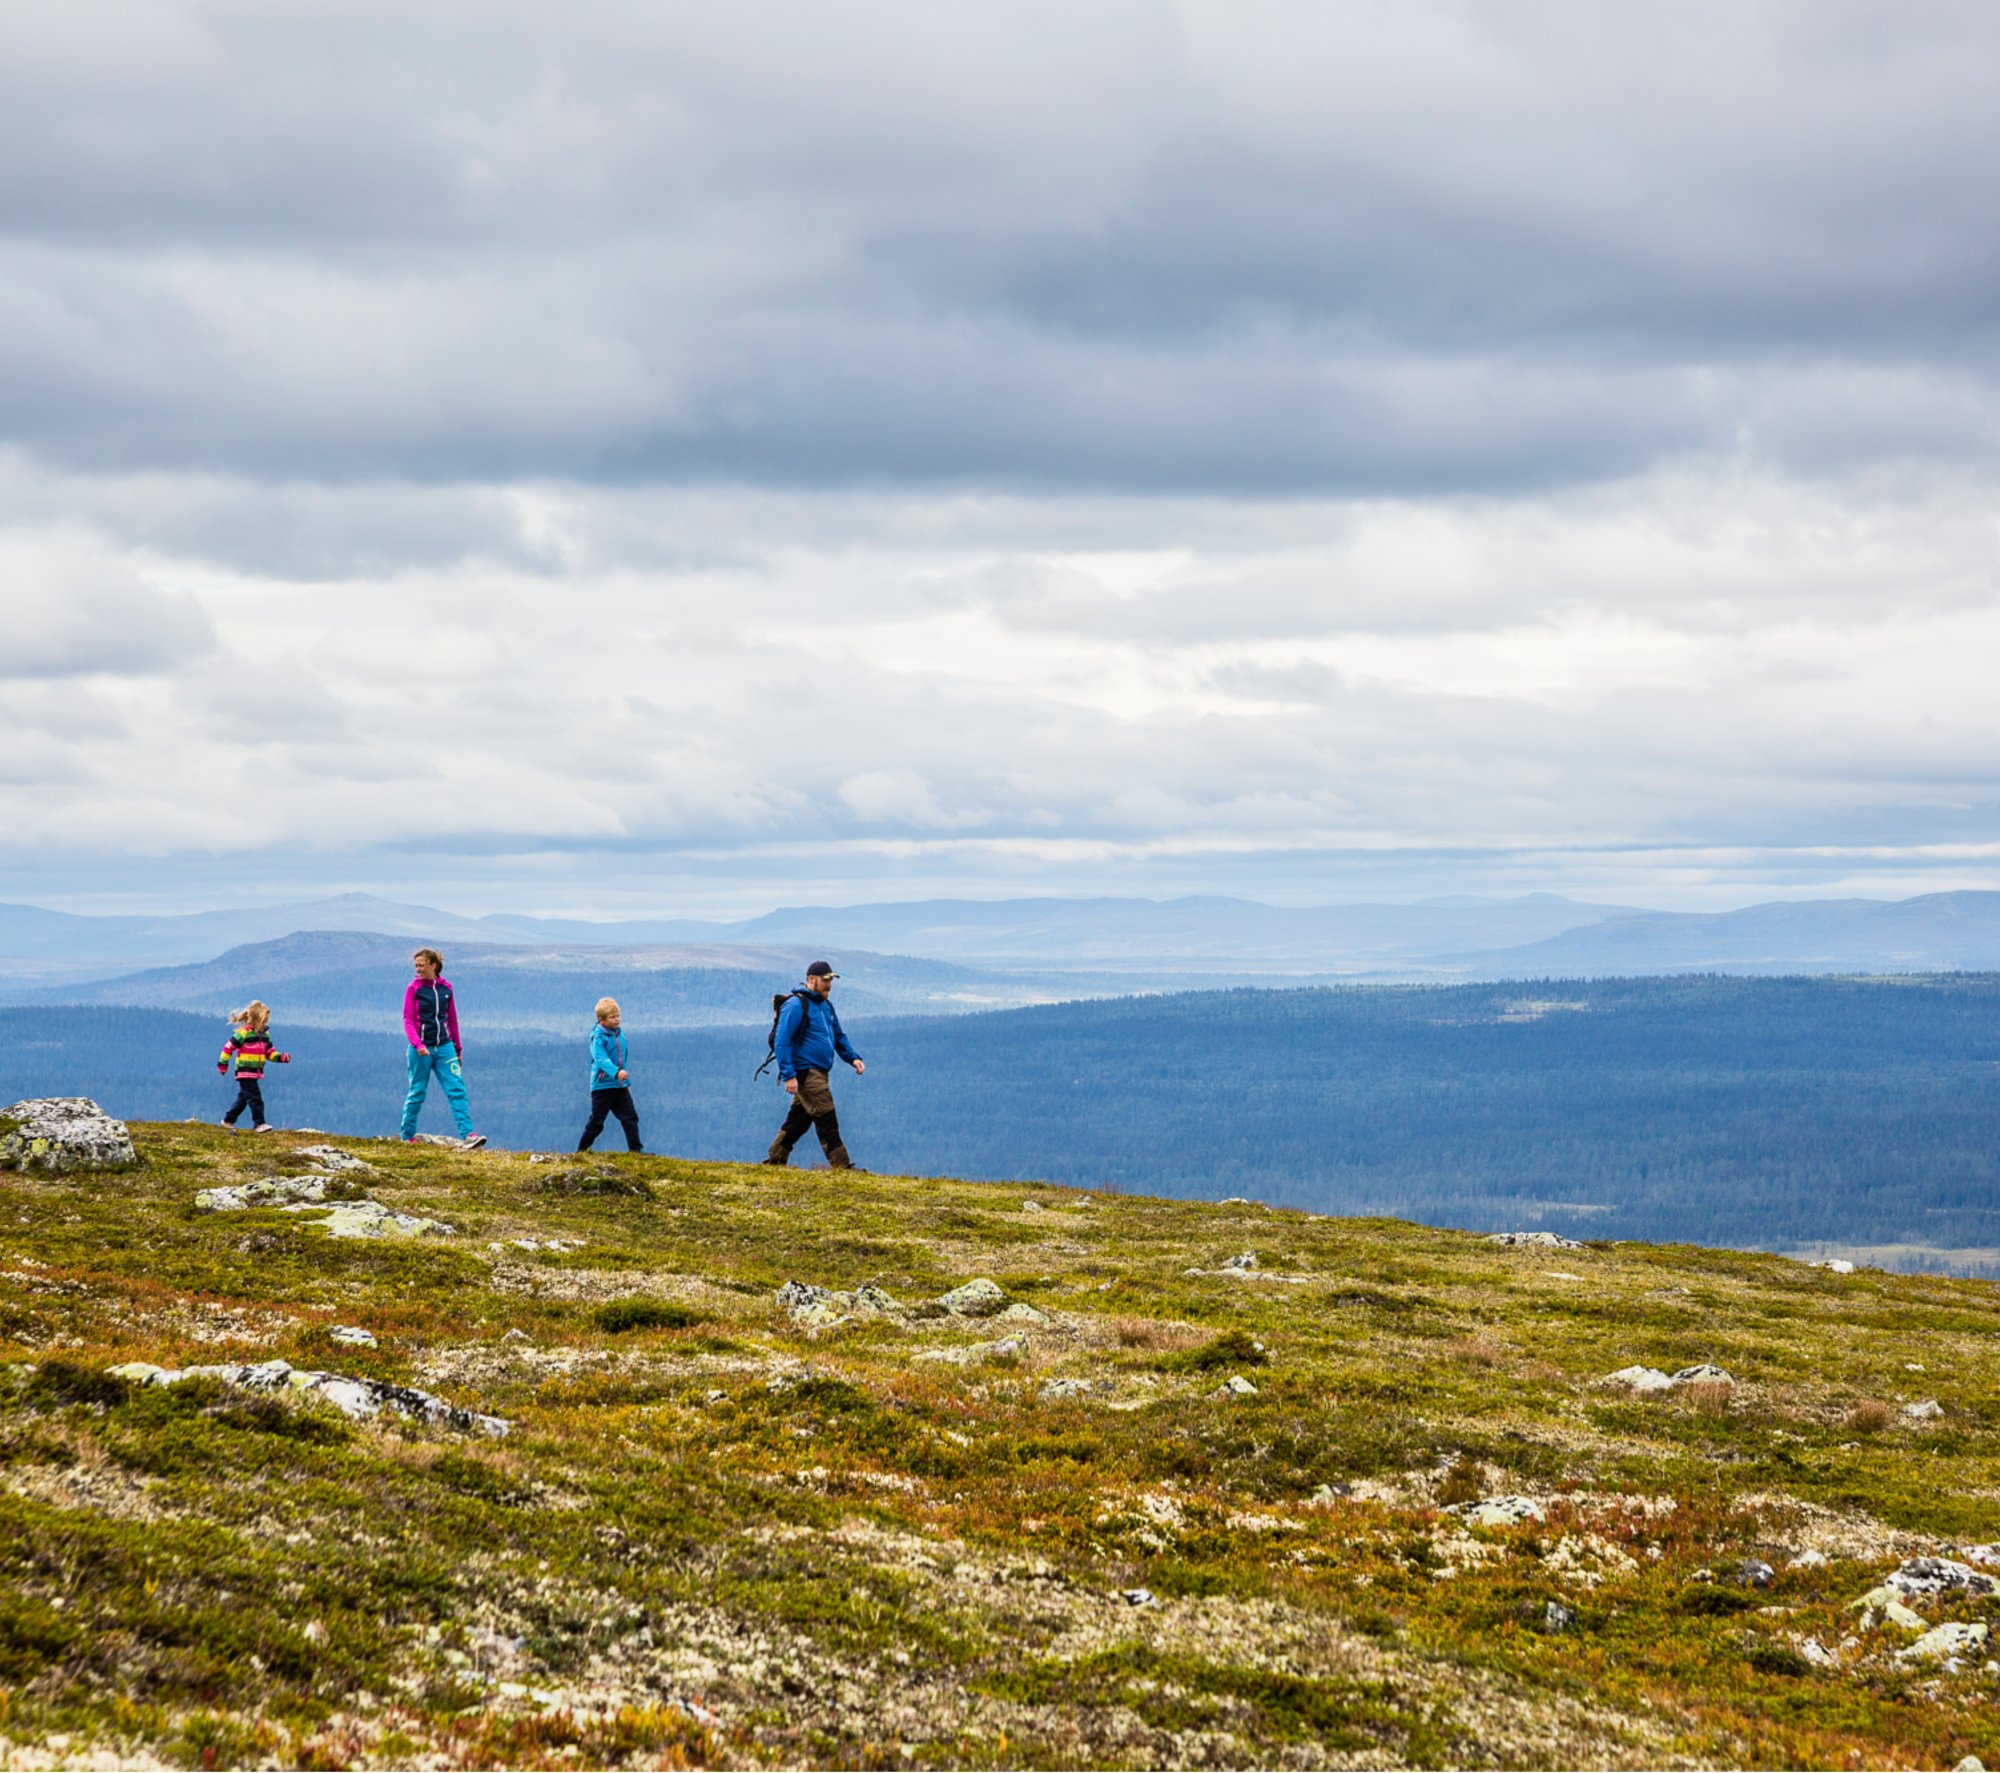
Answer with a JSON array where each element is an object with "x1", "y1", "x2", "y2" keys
[{"x1": 1, "y1": 1098, "x2": 137, "y2": 1174}]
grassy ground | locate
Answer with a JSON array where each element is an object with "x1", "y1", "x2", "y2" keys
[{"x1": 3, "y1": 1123, "x2": 1999, "y2": 1769}]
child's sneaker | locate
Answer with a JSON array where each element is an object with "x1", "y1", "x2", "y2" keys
[
  {"x1": 254, "y1": 1123, "x2": 276, "y2": 1133},
  {"x1": 462, "y1": 1132, "x2": 488, "y2": 1151}
]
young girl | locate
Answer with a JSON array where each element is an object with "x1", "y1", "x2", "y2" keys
[
  {"x1": 400, "y1": 948, "x2": 486, "y2": 1149},
  {"x1": 577, "y1": 996, "x2": 642, "y2": 1153},
  {"x1": 218, "y1": 1001, "x2": 289, "y2": 1132}
]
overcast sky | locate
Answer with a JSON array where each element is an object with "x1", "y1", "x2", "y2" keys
[{"x1": 4, "y1": 1, "x2": 1999, "y2": 916}]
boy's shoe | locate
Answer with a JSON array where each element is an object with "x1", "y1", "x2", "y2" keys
[
  {"x1": 253, "y1": 1123, "x2": 275, "y2": 1133},
  {"x1": 221, "y1": 1118, "x2": 238, "y2": 1130},
  {"x1": 462, "y1": 1133, "x2": 488, "y2": 1151}
]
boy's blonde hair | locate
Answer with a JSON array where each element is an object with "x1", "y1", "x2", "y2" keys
[
  {"x1": 232, "y1": 1000, "x2": 270, "y2": 1031},
  {"x1": 595, "y1": 997, "x2": 620, "y2": 1022}
]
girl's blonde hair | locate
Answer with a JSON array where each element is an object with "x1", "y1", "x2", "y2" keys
[
  {"x1": 231, "y1": 1000, "x2": 270, "y2": 1031},
  {"x1": 595, "y1": 997, "x2": 620, "y2": 1022}
]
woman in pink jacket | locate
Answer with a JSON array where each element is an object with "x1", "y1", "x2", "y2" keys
[{"x1": 399, "y1": 947, "x2": 486, "y2": 1149}]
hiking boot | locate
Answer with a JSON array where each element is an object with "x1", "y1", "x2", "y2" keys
[{"x1": 826, "y1": 1147, "x2": 860, "y2": 1171}]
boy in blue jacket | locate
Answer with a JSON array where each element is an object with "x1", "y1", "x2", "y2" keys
[
  {"x1": 577, "y1": 997, "x2": 643, "y2": 1153},
  {"x1": 764, "y1": 960, "x2": 865, "y2": 1169}
]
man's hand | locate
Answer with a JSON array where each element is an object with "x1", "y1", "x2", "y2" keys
[
  {"x1": 784, "y1": 1077, "x2": 799, "y2": 1096},
  {"x1": 852, "y1": 1059, "x2": 866, "y2": 1075}
]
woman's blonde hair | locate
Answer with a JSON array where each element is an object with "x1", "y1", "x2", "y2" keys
[
  {"x1": 595, "y1": 997, "x2": 620, "y2": 1022},
  {"x1": 412, "y1": 947, "x2": 444, "y2": 974},
  {"x1": 231, "y1": 1000, "x2": 270, "y2": 1031}
]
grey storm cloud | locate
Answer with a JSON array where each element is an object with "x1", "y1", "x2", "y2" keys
[{"x1": 2, "y1": 1, "x2": 2000, "y2": 492}]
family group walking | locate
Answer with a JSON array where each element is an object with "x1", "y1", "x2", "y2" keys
[{"x1": 216, "y1": 946, "x2": 867, "y2": 1165}]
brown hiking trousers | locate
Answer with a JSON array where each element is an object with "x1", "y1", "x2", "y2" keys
[{"x1": 767, "y1": 1068, "x2": 851, "y2": 1167}]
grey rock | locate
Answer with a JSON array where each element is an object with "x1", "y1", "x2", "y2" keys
[
  {"x1": 1604, "y1": 1365, "x2": 1676, "y2": 1393},
  {"x1": 1671, "y1": 1364, "x2": 1735, "y2": 1386},
  {"x1": 776, "y1": 1280, "x2": 835, "y2": 1318},
  {"x1": 1220, "y1": 1251, "x2": 1259, "y2": 1272},
  {"x1": 1798, "y1": 1637, "x2": 1835, "y2": 1667},
  {"x1": 1811, "y1": 1258, "x2": 1857, "y2": 1274},
  {"x1": 1883, "y1": 1556, "x2": 1997, "y2": 1600},
  {"x1": 196, "y1": 1176, "x2": 453, "y2": 1239},
  {"x1": 106, "y1": 1358, "x2": 507, "y2": 1435},
  {"x1": 198, "y1": 1176, "x2": 332, "y2": 1210},
  {"x1": 1309, "y1": 1482, "x2": 1353, "y2": 1505},
  {"x1": 1902, "y1": 1621, "x2": 1989, "y2": 1662},
  {"x1": 1735, "y1": 1559, "x2": 1776, "y2": 1589},
  {"x1": 776, "y1": 1279, "x2": 903, "y2": 1328},
  {"x1": 937, "y1": 1278, "x2": 1008, "y2": 1317},
  {"x1": 995, "y1": 1301, "x2": 1052, "y2": 1326},
  {"x1": 1, "y1": 1098, "x2": 137, "y2": 1174},
  {"x1": 1219, "y1": 1374, "x2": 1259, "y2": 1397},
  {"x1": 503, "y1": 1328, "x2": 531, "y2": 1343},
  {"x1": 296, "y1": 1144, "x2": 375, "y2": 1174},
  {"x1": 1543, "y1": 1601, "x2": 1576, "y2": 1632},
  {"x1": 1218, "y1": 1196, "x2": 1253, "y2": 1205},
  {"x1": 1487, "y1": 1231, "x2": 1584, "y2": 1249},
  {"x1": 1955, "y1": 1758, "x2": 1986, "y2": 1772},
  {"x1": 1449, "y1": 1495, "x2": 1547, "y2": 1528},
  {"x1": 307, "y1": 1201, "x2": 456, "y2": 1239},
  {"x1": 1789, "y1": 1549, "x2": 1829, "y2": 1570},
  {"x1": 851, "y1": 1285, "x2": 903, "y2": 1315},
  {"x1": 1904, "y1": 1398, "x2": 1945, "y2": 1421},
  {"x1": 1118, "y1": 1587, "x2": 1156, "y2": 1607},
  {"x1": 1040, "y1": 1377, "x2": 1098, "y2": 1399},
  {"x1": 328, "y1": 1326, "x2": 378, "y2": 1348}
]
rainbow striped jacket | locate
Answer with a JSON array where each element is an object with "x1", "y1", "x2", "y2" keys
[{"x1": 218, "y1": 1028, "x2": 291, "y2": 1077}]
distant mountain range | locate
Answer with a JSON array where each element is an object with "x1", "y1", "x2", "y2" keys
[
  {"x1": 0, "y1": 930, "x2": 1107, "y2": 1034},
  {"x1": 6, "y1": 888, "x2": 2000, "y2": 991}
]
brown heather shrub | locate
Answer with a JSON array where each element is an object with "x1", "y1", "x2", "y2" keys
[
  {"x1": 1678, "y1": 1381, "x2": 1735, "y2": 1416},
  {"x1": 1842, "y1": 1399, "x2": 1898, "y2": 1435}
]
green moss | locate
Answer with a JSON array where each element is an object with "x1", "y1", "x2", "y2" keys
[
  {"x1": 2, "y1": 1120, "x2": 1998, "y2": 1768},
  {"x1": 591, "y1": 1298, "x2": 703, "y2": 1334}
]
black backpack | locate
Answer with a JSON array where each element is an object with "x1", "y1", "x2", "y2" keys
[{"x1": 754, "y1": 989, "x2": 814, "y2": 1078}]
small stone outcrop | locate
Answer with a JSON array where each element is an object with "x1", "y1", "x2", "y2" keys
[
  {"x1": 916, "y1": 1334, "x2": 1027, "y2": 1367},
  {"x1": 776, "y1": 1280, "x2": 904, "y2": 1329},
  {"x1": 1, "y1": 1098, "x2": 138, "y2": 1174},
  {"x1": 936, "y1": 1278, "x2": 1008, "y2": 1317},
  {"x1": 1448, "y1": 1495, "x2": 1547, "y2": 1528},
  {"x1": 1601, "y1": 1363, "x2": 1735, "y2": 1393},
  {"x1": 104, "y1": 1357, "x2": 507, "y2": 1435},
  {"x1": 195, "y1": 1145, "x2": 453, "y2": 1240},
  {"x1": 1487, "y1": 1232, "x2": 1585, "y2": 1249}
]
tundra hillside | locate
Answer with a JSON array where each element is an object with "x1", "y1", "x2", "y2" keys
[{"x1": 3, "y1": 1119, "x2": 1999, "y2": 1770}]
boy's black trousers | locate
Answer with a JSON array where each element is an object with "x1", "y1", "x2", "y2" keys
[
  {"x1": 579, "y1": 1086, "x2": 642, "y2": 1152},
  {"x1": 223, "y1": 1079, "x2": 266, "y2": 1127}
]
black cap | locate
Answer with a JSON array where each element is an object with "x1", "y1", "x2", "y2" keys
[{"x1": 805, "y1": 960, "x2": 838, "y2": 979}]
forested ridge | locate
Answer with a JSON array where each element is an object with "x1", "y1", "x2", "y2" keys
[{"x1": 7, "y1": 973, "x2": 1999, "y2": 1261}]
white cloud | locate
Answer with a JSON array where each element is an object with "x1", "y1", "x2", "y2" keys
[{"x1": 0, "y1": 531, "x2": 213, "y2": 677}]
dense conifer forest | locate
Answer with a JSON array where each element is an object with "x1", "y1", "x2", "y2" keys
[{"x1": 8, "y1": 974, "x2": 2000, "y2": 1264}]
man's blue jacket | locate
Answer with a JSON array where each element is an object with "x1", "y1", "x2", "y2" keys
[{"x1": 774, "y1": 989, "x2": 860, "y2": 1082}]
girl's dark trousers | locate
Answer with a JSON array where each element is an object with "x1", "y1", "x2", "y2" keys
[
  {"x1": 224, "y1": 1079, "x2": 266, "y2": 1127},
  {"x1": 579, "y1": 1086, "x2": 642, "y2": 1152}
]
